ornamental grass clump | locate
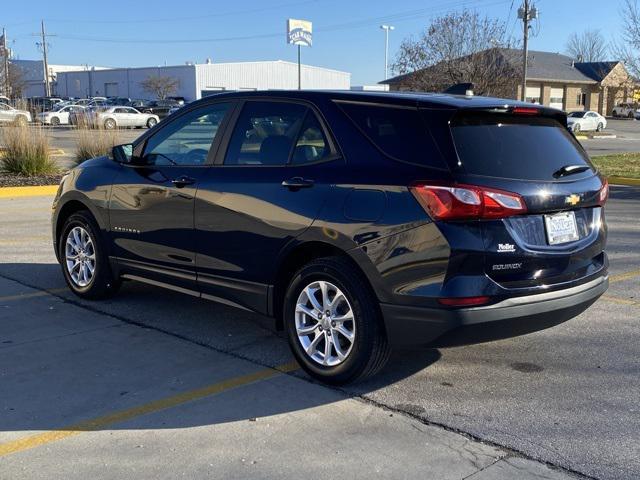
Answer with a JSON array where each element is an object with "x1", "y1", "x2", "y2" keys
[{"x1": 0, "y1": 125, "x2": 58, "y2": 176}]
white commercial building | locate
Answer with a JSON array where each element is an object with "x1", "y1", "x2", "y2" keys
[{"x1": 55, "y1": 61, "x2": 351, "y2": 100}]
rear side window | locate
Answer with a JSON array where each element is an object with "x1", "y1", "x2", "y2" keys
[
  {"x1": 337, "y1": 102, "x2": 448, "y2": 169},
  {"x1": 450, "y1": 112, "x2": 592, "y2": 181}
]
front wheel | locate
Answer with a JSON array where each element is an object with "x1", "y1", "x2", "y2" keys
[
  {"x1": 596, "y1": 122, "x2": 604, "y2": 132},
  {"x1": 573, "y1": 123, "x2": 581, "y2": 133},
  {"x1": 13, "y1": 115, "x2": 28, "y2": 127},
  {"x1": 51, "y1": 116, "x2": 60, "y2": 126},
  {"x1": 59, "y1": 211, "x2": 120, "y2": 299},
  {"x1": 283, "y1": 256, "x2": 390, "y2": 385},
  {"x1": 104, "y1": 118, "x2": 116, "y2": 130},
  {"x1": 628, "y1": 111, "x2": 634, "y2": 119}
]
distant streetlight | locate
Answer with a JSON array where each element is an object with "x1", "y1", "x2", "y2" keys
[{"x1": 380, "y1": 24, "x2": 395, "y2": 80}]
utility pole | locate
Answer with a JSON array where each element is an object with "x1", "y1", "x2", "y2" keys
[
  {"x1": 518, "y1": 1, "x2": 538, "y2": 101},
  {"x1": 33, "y1": 20, "x2": 55, "y2": 97},
  {"x1": 380, "y1": 25, "x2": 395, "y2": 80},
  {"x1": 1, "y1": 28, "x2": 9, "y2": 97}
]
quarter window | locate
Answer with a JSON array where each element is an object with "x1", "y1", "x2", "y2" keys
[
  {"x1": 292, "y1": 112, "x2": 330, "y2": 164},
  {"x1": 143, "y1": 103, "x2": 230, "y2": 166},
  {"x1": 224, "y1": 101, "x2": 308, "y2": 165}
]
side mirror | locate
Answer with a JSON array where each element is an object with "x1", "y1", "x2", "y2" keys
[{"x1": 111, "y1": 144, "x2": 135, "y2": 164}]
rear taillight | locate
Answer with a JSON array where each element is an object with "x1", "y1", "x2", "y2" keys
[
  {"x1": 410, "y1": 183, "x2": 527, "y2": 220},
  {"x1": 598, "y1": 179, "x2": 609, "y2": 205}
]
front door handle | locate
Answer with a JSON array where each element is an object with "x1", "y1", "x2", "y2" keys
[
  {"x1": 282, "y1": 177, "x2": 314, "y2": 189},
  {"x1": 171, "y1": 175, "x2": 196, "y2": 188}
]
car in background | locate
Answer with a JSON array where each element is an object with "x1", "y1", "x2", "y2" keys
[
  {"x1": 0, "y1": 102, "x2": 32, "y2": 125},
  {"x1": 167, "y1": 103, "x2": 187, "y2": 116},
  {"x1": 567, "y1": 111, "x2": 607, "y2": 132},
  {"x1": 127, "y1": 99, "x2": 151, "y2": 109},
  {"x1": 611, "y1": 103, "x2": 638, "y2": 118},
  {"x1": 141, "y1": 99, "x2": 181, "y2": 119},
  {"x1": 87, "y1": 106, "x2": 159, "y2": 129},
  {"x1": 106, "y1": 97, "x2": 132, "y2": 106},
  {"x1": 26, "y1": 97, "x2": 63, "y2": 115},
  {"x1": 37, "y1": 104, "x2": 86, "y2": 125}
]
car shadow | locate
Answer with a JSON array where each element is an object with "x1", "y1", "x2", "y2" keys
[{"x1": 0, "y1": 262, "x2": 442, "y2": 434}]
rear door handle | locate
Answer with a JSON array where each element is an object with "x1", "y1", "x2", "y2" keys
[
  {"x1": 281, "y1": 177, "x2": 314, "y2": 189},
  {"x1": 171, "y1": 175, "x2": 196, "y2": 188}
]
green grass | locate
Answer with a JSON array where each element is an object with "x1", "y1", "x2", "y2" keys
[{"x1": 590, "y1": 152, "x2": 640, "y2": 179}]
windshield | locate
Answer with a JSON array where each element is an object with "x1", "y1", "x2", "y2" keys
[{"x1": 449, "y1": 111, "x2": 592, "y2": 181}]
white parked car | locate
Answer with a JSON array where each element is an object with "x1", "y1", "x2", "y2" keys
[
  {"x1": 0, "y1": 102, "x2": 32, "y2": 125},
  {"x1": 611, "y1": 103, "x2": 638, "y2": 118},
  {"x1": 567, "y1": 111, "x2": 607, "y2": 133},
  {"x1": 88, "y1": 106, "x2": 160, "y2": 129},
  {"x1": 37, "y1": 104, "x2": 85, "y2": 125}
]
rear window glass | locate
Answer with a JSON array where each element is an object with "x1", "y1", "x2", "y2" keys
[
  {"x1": 450, "y1": 112, "x2": 592, "y2": 181},
  {"x1": 337, "y1": 102, "x2": 448, "y2": 170}
]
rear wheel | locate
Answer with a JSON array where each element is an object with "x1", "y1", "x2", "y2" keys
[
  {"x1": 283, "y1": 256, "x2": 390, "y2": 385},
  {"x1": 13, "y1": 115, "x2": 27, "y2": 127},
  {"x1": 146, "y1": 117, "x2": 158, "y2": 128},
  {"x1": 59, "y1": 211, "x2": 120, "y2": 299},
  {"x1": 628, "y1": 111, "x2": 634, "y2": 119},
  {"x1": 104, "y1": 118, "x2": 116, "y2": 130},
  {"x1": 573, "y1": 123, "x2": 581, "y2": 133},
  {"x1": 596, "y1": 122, "x2": 604, "y2": 132},
  {"x1": 50, "y1": 116, "x2": 60, "y2": 126}
]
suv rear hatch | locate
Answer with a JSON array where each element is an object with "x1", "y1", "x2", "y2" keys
[{"x1": 418, "y1": 105, "x2": 608, "y2": 292}]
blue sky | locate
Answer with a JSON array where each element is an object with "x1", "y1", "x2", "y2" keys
[{"x1": 3, "y1": 0, "x2": 622, "y2": 85}]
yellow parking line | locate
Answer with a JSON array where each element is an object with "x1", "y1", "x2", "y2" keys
[
  {"x1": 601, "y1": 295, "x2": 639, "y2": 306},
  {"x1": 609, "y1": 268, "x2": 640, "y2": 284},
  {"x1": 0, "y1": 361, "x2": 299, "y2": 457},
  {"x1": 0, "y1": 288, "x2": 68, "y2": 303},
  {"x1": 0, "y1": 185, "x2": 58, "y2": 198}
]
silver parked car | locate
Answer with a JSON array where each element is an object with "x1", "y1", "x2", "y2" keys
[
  {"x1": 89, "y1": 106, "x2": 160, "y2": 129},
  {"x1": 0, "y1": 102, "x2": 32, "y2": 125},
  {"x1": 567, "y1": 110, "x2": 607, "y2": 133},
  {"x1": 37, "y1": 104, "x2": 85, "y2": 126}
]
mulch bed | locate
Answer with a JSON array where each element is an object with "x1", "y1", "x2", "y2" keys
[{"x1": 0, "y1": 173, "x2": 64, "y2": 187}]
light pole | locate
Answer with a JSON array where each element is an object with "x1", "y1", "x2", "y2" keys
[{"x1": 380, "y1": 24, "x2": 395, "y2": 80}]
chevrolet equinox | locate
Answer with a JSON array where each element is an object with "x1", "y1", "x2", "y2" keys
[{"x1": 52, "y1": 91, "x2": 609, "y2": 384}]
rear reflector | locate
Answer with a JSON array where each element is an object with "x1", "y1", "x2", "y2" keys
[
  {"x1": 410, "y1": 183, "x2": 527, "y2": 220},
  {"x1": 599, "y1": 179, "x2": 609, "y2": 205},
  {"x1": 438, "y1": 296, "x2": 491, "y2": 307}
]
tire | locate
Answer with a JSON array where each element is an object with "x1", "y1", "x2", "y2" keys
[
  {"x1": 146, "y1": 117, "x2": 158, "y2": 128},
  {"x1": 104, "y1": 118, "x2": 116, "y2": 130},
  {"x1": 597, "y1": 122, "x2": 604, "y2": 132},
  {"x1": 628, "y1": 112, "x2": 634, "y2": 119},
  {"x1": 283, "y1": 256, "x2": 390, "y2": 385},
  {"x1": 58, "y1": 211, "x2": 120, "y2": 299},
  {"x1": 13, "y1": 115, "x2": 27, "y2": 127},
  {"x1": 573, "y1": 123, "x2": 581, "y2": 133},
  {"x1": 50, "y1": 116, "x2": 60, "y2": 126}
]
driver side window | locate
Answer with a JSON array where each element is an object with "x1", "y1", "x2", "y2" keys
[{"x1": 143, "y1": 102, "x2": 230, "y2": 166}]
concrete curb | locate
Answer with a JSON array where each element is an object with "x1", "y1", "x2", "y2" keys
[
  {"x1": 0, "y1": 185, "x2": 59, "y2": 198},
  {"x1": 608, "y1": 176, "x2": 640, "y2": 186}
]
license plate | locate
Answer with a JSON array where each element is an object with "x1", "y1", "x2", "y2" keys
[{"x1": 544, "y1": 211, "x2": 579, "y2": 245}]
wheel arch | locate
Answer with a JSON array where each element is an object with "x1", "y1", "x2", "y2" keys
[
  {"x1": 271, "y1": 240, "x2": 378, "y2": 330},
  {"x1": 53, "y1": 196, "x2": 106, "y2": 262}
]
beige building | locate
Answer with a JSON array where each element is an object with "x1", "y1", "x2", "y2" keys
[{"x1": 381, "y1": 49, "x2": 636, "y2": 115}]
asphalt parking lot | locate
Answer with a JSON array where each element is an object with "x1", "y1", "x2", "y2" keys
[{"x1": 0, "y1": 186, "x2": 639, "y2": 479}]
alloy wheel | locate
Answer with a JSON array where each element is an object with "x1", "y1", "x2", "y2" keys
[
  {"x1": 295, "y1": 280, "x2": 356, "y2": 366},
  {"x1": 65, "y1": 226, "x2": 96, "y2": 287}
]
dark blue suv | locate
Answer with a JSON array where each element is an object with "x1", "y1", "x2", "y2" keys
[{"x1": 52, "y1": 91, "x2": 609, "y2": 384}]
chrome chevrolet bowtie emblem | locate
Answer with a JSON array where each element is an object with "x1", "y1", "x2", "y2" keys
[{"x1": 565, "y1": 194, "x2": 580, "y2": 206}]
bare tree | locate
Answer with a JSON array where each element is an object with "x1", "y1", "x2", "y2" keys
[
  {"x1": 139, "y1": 75, "x2": 180, "y2": 100},
  {"x1": 611, "y1": 0, "x2": 640, "y2": 77},
  {"x1": 1, "y1": 63, "x2": 29, "y2": 98},
  {"x1": 566, "y1": 30, "x2": 608, "y2": 62},
  {"x1": 390, "y1": 10, "x2": 519, "y2": 96}
]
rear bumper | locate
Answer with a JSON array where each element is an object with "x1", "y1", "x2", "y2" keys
[{"x1": 380, "y1": 275, "x2": 608, "y2": 347}]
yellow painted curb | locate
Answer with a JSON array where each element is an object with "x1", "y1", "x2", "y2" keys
[
  {"x1": 0, "y1": 185, "x2": 59, "y2": 198},
  {"x1": 607, "y1": 176, "x2": 640, "y2": 186}
]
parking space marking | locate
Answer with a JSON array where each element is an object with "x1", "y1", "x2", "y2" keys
[
  {"x1": 609, "y1": 268, "x2": 640, "y2": 284},
  {"x1": 0, "y1": 361, "x2": 299, "y2": 458},
  {"x1": 0, "y1": 288, "x2": 68, "y2": 303},
  {"x1": 601, "y1": 295, "x2": 639, "y2": 306}
]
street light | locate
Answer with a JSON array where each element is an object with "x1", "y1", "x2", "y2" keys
[{"x1": 380, "y1": 24, "x2": 395, "y2": 80}]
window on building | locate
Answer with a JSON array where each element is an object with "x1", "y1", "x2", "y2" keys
[{"x1": 576, "y1": 93, "x2": 587, "y2": 106}]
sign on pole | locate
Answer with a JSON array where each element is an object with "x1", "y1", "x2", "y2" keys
[
  {"x1": 287, "y1": 19, "x2": 312, "y2": 90},
  {"x1": 287, "y1": 19, "x2": 312, "y2": 47}
]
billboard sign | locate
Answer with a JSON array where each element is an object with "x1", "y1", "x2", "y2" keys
[{"x1": 287, "y1": 19, "x2": 312, "y2": 47}]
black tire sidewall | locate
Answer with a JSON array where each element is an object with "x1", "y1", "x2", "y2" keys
[
  {"x1": 147, "y1": 118, "x2": 157, "y2": 128},
  {"x1": 283, "y1": 260, "x2": 379, "y2": 384},
  {"x1": 51, "y1": 117, "x2": 60, "y2": 126},
  {"x1": 59, "y1": 212, "x2": 116, "y2": 298}
]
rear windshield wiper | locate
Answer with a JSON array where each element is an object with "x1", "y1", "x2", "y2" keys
[{"x1": 553, "y1": 164, "x2": 591, "y2": 178}]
